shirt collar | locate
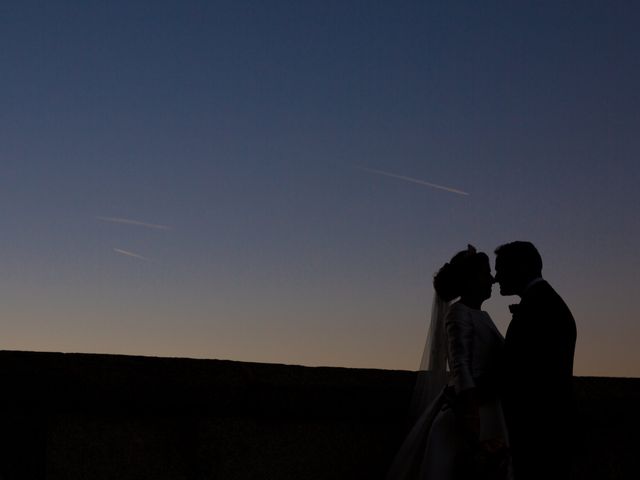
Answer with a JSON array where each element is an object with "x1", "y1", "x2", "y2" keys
[{"x1": 523, "y1": 277, "x2": 544, "y2": 294}]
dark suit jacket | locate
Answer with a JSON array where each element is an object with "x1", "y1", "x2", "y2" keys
[{"x1": 502, "y1": 280, "x2": 577, "y2": 475}]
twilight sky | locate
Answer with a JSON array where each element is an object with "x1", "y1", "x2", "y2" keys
[{"x1": 1, "y1": 1, "x2": 639, "y2": 377}]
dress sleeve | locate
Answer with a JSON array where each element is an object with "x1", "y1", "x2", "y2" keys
[{"x1": 446, "y1": 304, "x2": 475, "y2": 393}]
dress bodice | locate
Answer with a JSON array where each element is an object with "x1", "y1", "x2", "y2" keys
[{"x1": 445, "y1": 301, "x2": 504, "y2": 393}]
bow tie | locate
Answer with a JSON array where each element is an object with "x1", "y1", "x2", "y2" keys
[{"x1": 508, "y1": 304, "x2": 522, "y2": 315}]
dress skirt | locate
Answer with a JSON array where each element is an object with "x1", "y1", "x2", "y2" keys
[{"x1": 386, "y1": 387, "x2": 510, "y2": 480}]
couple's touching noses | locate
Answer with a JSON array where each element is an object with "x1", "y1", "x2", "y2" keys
[{"x1": 387, "y1": 241, "x2": 577, "y2": 480}]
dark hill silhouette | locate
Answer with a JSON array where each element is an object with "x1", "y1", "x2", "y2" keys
[{"x1": 0, "y1": 350, "x2": 636, "y2": 479}]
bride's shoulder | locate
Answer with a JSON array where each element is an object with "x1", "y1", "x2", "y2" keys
[
  {"x1": 448, "y1": 301, "x2": 470, "y2": 312},
  {"x1": 446, "y1": 301, "x2": 471, "y2": 322}
]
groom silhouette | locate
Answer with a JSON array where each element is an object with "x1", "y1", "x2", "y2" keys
[{"x1": 494, "y1": 242, "x2": 576, "y2": 480}]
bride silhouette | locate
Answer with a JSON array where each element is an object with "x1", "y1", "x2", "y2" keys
[{"x1": 387, "y1": 245, "x2": 511, "y2": 480}]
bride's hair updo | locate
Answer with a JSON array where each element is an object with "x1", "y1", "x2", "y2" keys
[{"x1": 433, "y1": 245, "x2": 489, "y2": 302}]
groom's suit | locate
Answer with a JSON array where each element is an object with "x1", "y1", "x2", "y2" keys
[{"x1": 502, "y1": 279, "x2": 576, "y2": 480}]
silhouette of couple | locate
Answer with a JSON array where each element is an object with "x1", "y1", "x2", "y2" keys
[{"x1": 387, "y1": 241, "x2": 577, "y2": 480}]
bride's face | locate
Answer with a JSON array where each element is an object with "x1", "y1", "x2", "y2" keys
[
  {"x1": 465, "y1": 258, "x2": 494, "y2": 301},
  {"x1": 479, "y1": 260, "x2": 495, "y2": 301}
]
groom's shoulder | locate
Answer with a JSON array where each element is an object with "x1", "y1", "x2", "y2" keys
[
  {"x1": 540, "y1": 280, "x2": 568, "y2": 305},
  {"x1": 525, "y1": 281, "x2": 568, "y2": 310},
  {"x1": 533, "y1": 281, "x2": 575, "y2": 321},
  {"x1": 530, "y1": 279, "x2": 560, "y2": 300}
]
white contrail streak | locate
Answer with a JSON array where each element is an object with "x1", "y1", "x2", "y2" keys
[
  {"x1": 357, "y1": 167, "x2": 469, "y2": 196},
  {"x1": 113, "y1": 248, "x2": 153, "y2": 262},
  {"x1": 96, "y1": 216, "x2": 172, "y2": 230}
]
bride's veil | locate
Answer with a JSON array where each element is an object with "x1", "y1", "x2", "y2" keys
[{"x1": 409, "y1": 292, "x2": 451, "y2": 420}]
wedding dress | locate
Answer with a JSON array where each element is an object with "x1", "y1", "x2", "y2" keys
[{"x1": 386, "y1": 299, "x2": 510, "y2": 480}]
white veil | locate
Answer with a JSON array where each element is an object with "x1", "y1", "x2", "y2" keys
[{"x1": 409, "y1": 292, "x2": 451, "y2": 419}]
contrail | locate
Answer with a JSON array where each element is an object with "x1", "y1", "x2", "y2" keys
[
  {"x1": 96, "y1": 216, "x2": 172, "y2": 230},
  {"x1": 357, "y1": 167, "x2": 469, "y2": 196},
  {"x1": 113, "y1": 248, "x2": 153, "y2": 262}
]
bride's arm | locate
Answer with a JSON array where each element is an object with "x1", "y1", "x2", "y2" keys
[
  {"x1": 446, "y1": 305, "x2": 480, "y2": 437},
  {"x1": 446, "y1": 305, "x2": 475, "y2": 394}
]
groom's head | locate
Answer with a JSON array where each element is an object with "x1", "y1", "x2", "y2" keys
[{"x1": 494, "y1": 241, "x2": 543, "y2": 296}]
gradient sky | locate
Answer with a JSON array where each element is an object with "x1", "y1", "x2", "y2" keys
[{"x1": 1, "y1": 1, "x2": 639, "y2": 377}]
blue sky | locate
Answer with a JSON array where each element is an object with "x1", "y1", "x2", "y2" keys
[{"x1": 1, "y1": 1, "x2": 639, "y2": 376}]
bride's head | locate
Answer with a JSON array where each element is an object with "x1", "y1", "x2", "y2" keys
[{"x1": 433, "y1": 245, "x2": 494, "y2": 306}]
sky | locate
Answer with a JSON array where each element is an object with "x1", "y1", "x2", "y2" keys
[{"x1": 1, "y1": 1, "x2": 639, "y2": 377}]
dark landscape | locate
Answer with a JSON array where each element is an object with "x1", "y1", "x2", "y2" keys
[{"x1": 0, "y1": 350, "x2": 636, "y2": 479}]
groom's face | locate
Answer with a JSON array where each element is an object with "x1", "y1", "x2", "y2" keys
[{"x1": 494, "y1": 256, "x2": 517, "y2": 296}]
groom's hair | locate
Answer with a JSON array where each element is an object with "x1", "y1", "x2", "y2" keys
[{"x1": 494, "y1": 241, "x2": 543, "y2": 277}]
